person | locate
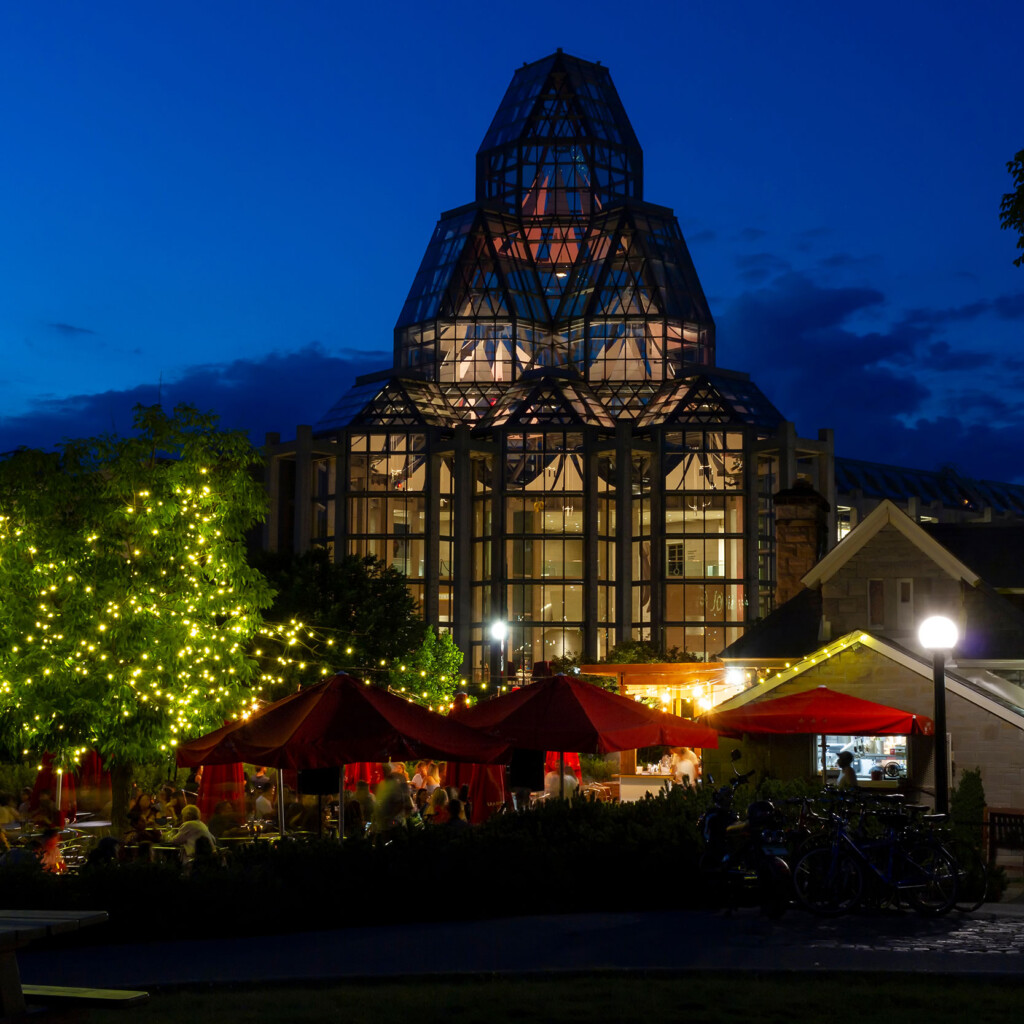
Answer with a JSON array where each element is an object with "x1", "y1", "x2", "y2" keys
[
  {"x1": 32, "y1": 792, "x2": 61, "y2": 829},
  {"x1": 410, "y1": 760, "x2": 430, "y2": 790},
  {"x1": 0, "y1": 792, "x2": 21, "y2": 824},
  {"x1": 353, "y1": 780, "x2": 375, "y2": 822},
  {"x1": 836, "y1": 750, "x2": 858, "y2": 790},
  {"x1": 544, "y1": 767, "x2": 579, "y2": 799},
  {"x1": 423, "y1": 786, "x2": 450, "y2": 824},
  {"x1": 371, "y1": 766, "x2": 411, "y2": 842},
  {"x1": 165, "y1": 804, "x2": 218, "y2": 867},
  {"x1": 442, "y1": 798, "x2": 470, "y2": 833},
  {"x1": 38, "y1": 828, "x2": 66, "y2": 874},
  {"x1": 670, "y1": 747, "x2": 701, "y2": 787},
  {"x1": 17, "y1": 787, "x2": 33, "y2": 818},
  {"x1": 207, "y1": 800, "x2": 244, "y2": 838},
  {"x1": 255, "y1": 784, "x2": 276, "y2": 820},
  {"x1": 126, "y1": 792, "x2": 161, "y2": 845}
]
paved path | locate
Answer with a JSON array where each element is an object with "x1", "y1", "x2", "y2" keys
[{"x1": 18, "y1": 903, "x2": 1024, "y2": 989}]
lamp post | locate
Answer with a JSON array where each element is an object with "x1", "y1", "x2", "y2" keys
[
  {"x1": 490, "y1": 621, "x2": 507, "y2": 684},
  {"x1": 918, "y1": 615, "x2": 958, "y2": 815}
]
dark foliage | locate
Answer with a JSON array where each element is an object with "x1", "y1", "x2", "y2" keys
[{"x1": 3, "y1": 789, "x2": 708, "y2": 944}]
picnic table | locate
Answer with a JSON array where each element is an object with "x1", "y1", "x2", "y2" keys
[{"x1": 0, "y1": 908, "x2": 116, "y2": 1017}]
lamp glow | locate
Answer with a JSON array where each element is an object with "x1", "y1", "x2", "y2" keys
[
  {"x1": 489, "y1": 621, "x2": 507, "y2": 641},
  {"x1": 918, "y1": 616, "x2": 958, "y2": 650}
]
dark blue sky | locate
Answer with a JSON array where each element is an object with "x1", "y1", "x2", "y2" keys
[{"x1": 2, "y1": 2, "x2": 1022, "y2": 480}]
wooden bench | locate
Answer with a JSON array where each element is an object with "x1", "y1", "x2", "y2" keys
[
  {"x1": 985, "y1": 808, "x2": 1024, "y2": 867},
  {"x1": 0, "y1": 909, "x2": 147, "y2": 1017}
]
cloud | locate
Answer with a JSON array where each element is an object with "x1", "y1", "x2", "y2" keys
[
  {"x1": 924, "y1": 342, "x2": 995, "y2": 373},
  {"x1": 717, "y1": 271, "x2": 1024, "y2": 482},
  {"x1": 0, "y1": 344, "x2": 392, "y2": 452},
  {"x1": 734, "y1": 252, "x2": 792, "y2": 284},
  {"x1": 736, "y1": 227, "x2": 767, "y2": 243},
  {"x1": 47, "y1": 322, "x2": 96, "y2": 335}
]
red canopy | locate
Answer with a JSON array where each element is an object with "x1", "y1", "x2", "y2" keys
[
  {"x1": 455, "y1": 674, "x2": 718, "y2": 755},
  {"x1": 197, "y1": 762, "x2": 246, "y2": 820},
  {"x1": 703, "y1": 686, "x2": 934, "y2": 737},
  {"x1": 175, "y1": 673, "x2": 511, "y2": 770}
]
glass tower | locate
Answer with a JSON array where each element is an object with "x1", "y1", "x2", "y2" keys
[{"x1": 265, "y1": 51, "x2": 835, "y2": 680}]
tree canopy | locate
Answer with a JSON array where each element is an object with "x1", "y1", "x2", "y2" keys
[
  {"x1": 255, "y1": 549, "x2": 466, "y2": 709},
  {"x1": 0, "y1": 404, "x2": 274, "y2": 769},
  {"x1": 1000, "y1": 148, "x2": 1024, "y2": 268}
]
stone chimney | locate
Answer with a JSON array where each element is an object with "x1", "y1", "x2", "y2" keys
[{"x1": 774, "y1": 479, "x2": 830, "y2": 607}]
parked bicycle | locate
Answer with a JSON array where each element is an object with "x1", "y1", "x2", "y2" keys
[{"x1": 792, "y1": 792, "x2": 958, "y2": 916}]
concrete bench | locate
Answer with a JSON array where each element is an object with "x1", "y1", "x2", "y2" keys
[{"x1": 0, "y1": 909, "x2": 127, "y2": 1017}]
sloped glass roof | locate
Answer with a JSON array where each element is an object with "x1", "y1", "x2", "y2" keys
[
  {"x1": 315, "y1": 378, "x2": 455, "y2": 433},
  {"x1": 833, "y1": 459, "x2": 1024, "y2": 513},
  {"x1": 636, "y1": 373, "x2": 785, "y2": 430}
]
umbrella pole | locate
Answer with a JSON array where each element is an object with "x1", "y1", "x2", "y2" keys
[
  {"x1": 559, "y1": 751, "x2": 565, "y2": 799},
  {"x1": 821, "y1": 734, "x2": 826, "y2": 786},
  {"x1": 276, "y1": 768, "x2": 286, "y2": 836},
  {"x1": 338, "y1": 766, "x2": 345, "y2": 843},
  {"x1": 55, "y1": 771, "x2": 62, "y2": 814}
]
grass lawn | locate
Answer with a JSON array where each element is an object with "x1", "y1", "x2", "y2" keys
[{"x1": 39, "y1": 972, "x2": 1023, "y2": 1024}]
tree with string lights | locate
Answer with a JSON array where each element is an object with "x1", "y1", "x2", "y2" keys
[{"x1": 0, "y1": 404, "x2": 274, "y2": 827}]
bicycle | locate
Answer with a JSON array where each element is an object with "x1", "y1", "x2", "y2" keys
[{"x1": 793, "y1": 797, "x2": 958, "y2": 916}]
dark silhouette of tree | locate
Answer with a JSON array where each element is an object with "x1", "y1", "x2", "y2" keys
[{"x1": 1000, "y1": 148, "x2": 1024, "y2": 267}]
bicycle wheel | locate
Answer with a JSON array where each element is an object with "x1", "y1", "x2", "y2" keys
[
  {"x1": 793, "y1": 846, "x2": 863, "y2": 916},
  {"x1": 903, "y1": 842, "x2": 958, "y2": 916},
  {"x1": 948, "y1": 837, "x2": 989, "y2": 912}
]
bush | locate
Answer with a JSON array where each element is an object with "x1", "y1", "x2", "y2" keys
[{"x1": 2, "y1": 790, "x2": 709, "y2": 943}]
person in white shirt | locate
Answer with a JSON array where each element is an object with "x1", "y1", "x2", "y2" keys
[{"x1": 166, "y1": 805, "x2": 218, "y2": 866}]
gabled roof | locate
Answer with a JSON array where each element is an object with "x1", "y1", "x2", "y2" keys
[
  {"x1": 635, "y1": 371, "x2": 785, "y2": 431},
  {"x1": 801, "y1": 499, "x2": 981, "y2": 589},
  {"x1": 479, "y1": 374, "x2": 615, "y2": 429},
  {"x1": 719, "y1": 587, "x2": 823, "y2": 662},
  {"x1": 714, "y1": 631, "x2": 1024, "y2": 730}
]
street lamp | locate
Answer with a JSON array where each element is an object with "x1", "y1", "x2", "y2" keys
[
  {"x1": 490, "y1": 621, "x2": 507, "y2": 682},
  {"x1": 918, "y1": 615, "x2": 958, "y2": 815}
]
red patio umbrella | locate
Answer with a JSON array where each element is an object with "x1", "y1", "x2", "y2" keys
[
  {"x1": 703, "y1": 685, "x2": 934, "y2": 737},
  {"x1": 175, "y1": 673, "x2": 511, "y2": 770},
  {"x1": 457, "y1": 674, "x2": 719, "y2": 755}
]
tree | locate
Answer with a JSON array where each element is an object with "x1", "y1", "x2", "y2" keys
[
  {"x1": 0, "y1": 404, "x2": 274, "y2": 825},
  {"x1": 388, "y1": 626, "x2": 466, "y2": 710},
  {"x1": 1000, "y1": 148, "x2": 1024, "y2": 267},
  {"x1": 253, "y1": 548, "x2": 424, "y2": 691}
]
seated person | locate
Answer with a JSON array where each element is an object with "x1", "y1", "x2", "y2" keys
[
  {"x1": 207, "y1": 800, "x2": 244, "y2": 838},
  {"x1": 126, "y1": 792, "x2": 161, "y2": 844},
  {"x1": 422, "y1": 786, "x2": 450, "y2": 825},
  {"x1": 0, "y1": 792, "x2": 22, "y2": 824},
  {"x1": 165, "y1": 804, "x2": 218, "y2": 865}
]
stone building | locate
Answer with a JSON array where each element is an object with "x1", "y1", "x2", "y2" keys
[{"x1": 717, "y1": 499, "x2": 1024, "y2": 807}]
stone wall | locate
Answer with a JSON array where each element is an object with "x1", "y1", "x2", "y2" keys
[{"x1": 820, "y1": 525, "x2": 963, "y2": 642}]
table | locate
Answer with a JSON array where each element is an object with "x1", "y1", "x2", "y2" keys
[
  {"x1": 0, "y1": 909, "x2": 108, "y2": 1016},
  {"x1": 617, "y1": 773, "x2": 674, "y2": 802}
]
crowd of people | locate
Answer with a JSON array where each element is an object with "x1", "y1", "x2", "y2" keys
[{"x1": 1, "y1": 752, "x2": 584, "y2": 872}]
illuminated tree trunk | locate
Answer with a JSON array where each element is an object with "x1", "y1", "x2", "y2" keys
[{"x1": 110, "y1": 762, "x2": 135, "y2": 836}]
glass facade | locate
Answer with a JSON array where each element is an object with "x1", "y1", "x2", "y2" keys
[{"x1": 266, "y1": 52, "x2": 839, "y2": 679}]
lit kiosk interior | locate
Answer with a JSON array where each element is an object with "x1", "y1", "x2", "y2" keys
[{"x1": 580, "y1": 662, "x2": 745, "y2": 801}]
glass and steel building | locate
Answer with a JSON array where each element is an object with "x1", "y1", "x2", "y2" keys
[{"x1": 262, "y1": 51, "x2": 1022, "y2": 681}]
